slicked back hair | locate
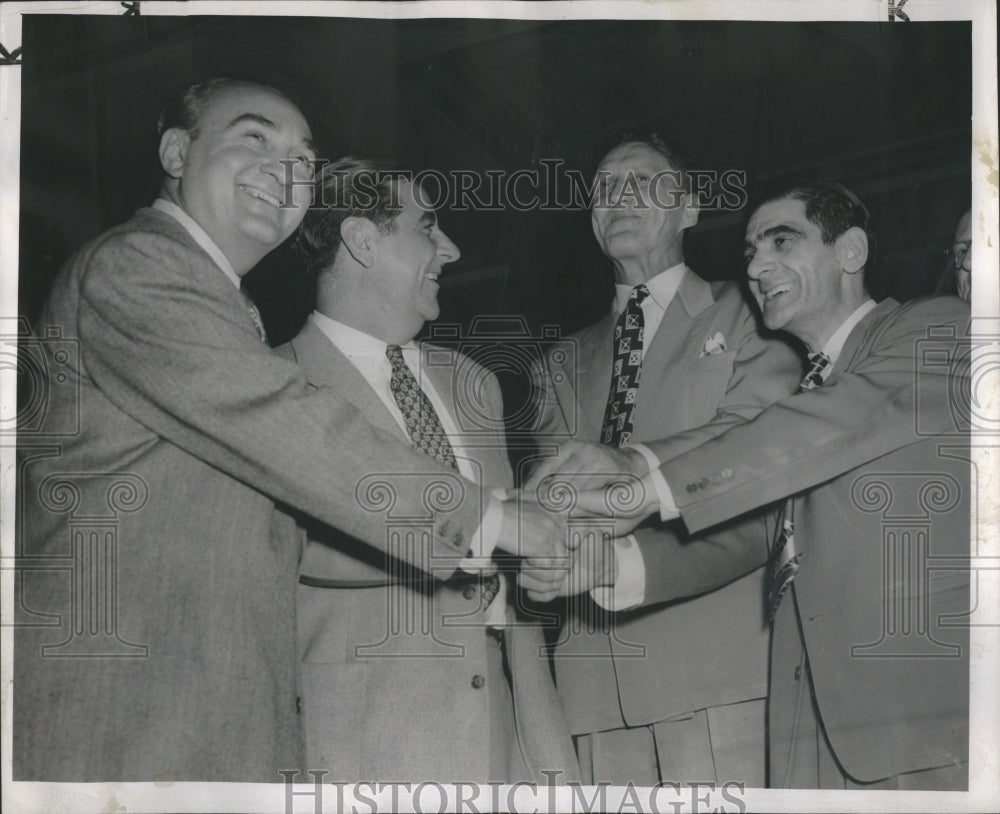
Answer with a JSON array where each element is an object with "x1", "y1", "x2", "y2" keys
[
  {"x1": 156, "y1": 77, "x2": 291, "y2": 139},
  {"x1": 766, "y1": 180, "x2": 877, "y2": 273},
  {"x1": 294, "y1": 157, "x2": 410, "y2": 279}
]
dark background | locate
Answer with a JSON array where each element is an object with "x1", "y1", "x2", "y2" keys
[{"x1": 18, "y1": 14, "x2": 971, "y2": 417}]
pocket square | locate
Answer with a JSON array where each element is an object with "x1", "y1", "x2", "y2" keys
[{"x1": 700, "y1": 332, "x2": 727, "y2": 356}]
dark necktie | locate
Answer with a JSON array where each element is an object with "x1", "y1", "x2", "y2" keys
[
  {"x1": 239, "y1": 285, "x2": 268, "y2": 344},
  {"x1": 601, "y1": 284, "x2": 650, "y2": 447},
  {"x1": 385, "y1": 345, "x2": 500, "y2": 607},
  {"x1": 766, "y1": 351, "x2": 832, "y2": 621}
]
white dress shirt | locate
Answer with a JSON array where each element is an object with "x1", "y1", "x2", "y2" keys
[
  {"x1": 153, "y1": 198, "x2": 240, "y2": 288},
  {"x1": 607, "y1": 299, "x2": 879, "y2": 610},
  {"x1": 611, "y1": 262, "x2": 686, "y2": 361},
  {"x1": 310, "y1": 312, "x2": 507, "y2": 625}
]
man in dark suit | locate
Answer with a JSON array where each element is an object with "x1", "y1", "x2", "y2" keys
[
  {"x1": 528, "y1": 180, "x2": 970, "y2": 789},
  {"x1": 532, "y1": 134, "x2": 801, "y2": 786},
  {"x1": 281, "y1": 158, "x2": 579, "y2": 783},
  {"x1": 15, "y1": 78, "x2": 566, "y2": 782}
]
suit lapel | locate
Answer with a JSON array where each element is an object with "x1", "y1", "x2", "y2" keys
[
  {"x1": 418, "y1": 343, "x2": 511, "y2": 487},
  {"x1": 632, "y1": 268, "x2": 716, "y2": 438},
  {"x1": 568, "y1": 311, "x2": 617, "y2": 441},
  {"x1": 289, "y1": 317, "x2": 407, "y2": 443},
  {"x1": 832, "y1": 299, "x2": 899, "y2": 376}
]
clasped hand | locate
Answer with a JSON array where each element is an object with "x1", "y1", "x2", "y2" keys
[{"x1": 495, "y1": 440, "x2": 667, "y2": 601}]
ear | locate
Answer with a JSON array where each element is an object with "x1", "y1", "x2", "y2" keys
[
  {"x1": 340, "y1": 217, "x2": 377, "y2": 268},
  {"x1": 835, "y1": 226, "x2": 868, "y2": 274},
  {"x1": 159, "y1": 128, "x2": 190, "y2": 179},
  {"x1": 682, "y1": 190, "x2": 700, "y2": 230}
]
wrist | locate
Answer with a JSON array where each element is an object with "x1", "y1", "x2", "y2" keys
[{"x1": 623, "y1": 447, "x2": 650, "y2": 477}]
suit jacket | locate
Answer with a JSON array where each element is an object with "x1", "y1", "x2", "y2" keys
[
  {"x1": 278, "y1": 317, "x2": 580, "y2": 783},
  {"x1": 536, "y1": 269, "x2": 802, "y2": 733},
  {"x1": 651, "y1": 296, "x2": 971, "y2": 782},
  {"x1": 14, "y1": 208, "x2": 484, "y2": 782}
]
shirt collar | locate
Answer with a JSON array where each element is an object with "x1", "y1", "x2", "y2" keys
[
  {"x1": 311, "y1": 311, "x2": 418, "y2": 357},
  {"x1": 613, "y1": 262, "x2": 686, "y2": 314},
  {"x1": 152, "y1": 198, "x2": 241, "y2": 289},
  {"x1": 821, "y1": 298, "x2": 877, "y2": 366}
]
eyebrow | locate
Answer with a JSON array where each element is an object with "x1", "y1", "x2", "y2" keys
[
  {"x1": 745, "y1": 223, "x2": 804, "y2": 250},
  {"x1": 227, "y1": 113, "x2": 317, "y2": 154},
  {"x1": 227, "y1": 112, "x2": 277, "y2": 130}
]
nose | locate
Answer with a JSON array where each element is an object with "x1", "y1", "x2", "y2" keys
[
  {"x1": 745, "y1": 251, "x2": 770, "y2": 282},
  {"x1": 435, "y1": 228, "x2": 461, "y2": 264}
]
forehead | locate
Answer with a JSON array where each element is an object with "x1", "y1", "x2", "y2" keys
[
  {"x1": 745, "y1": 197, "x2": 814, "y2": 240},
  {"x1": 200, "y1": 85, "x2": 311, "y2": 138},
  {"x1": 597, "y1": 142, "x2": 675, "y2": 173},
  {"x1": 394, "y1": 178, "x2": 435, "y2": 220}
]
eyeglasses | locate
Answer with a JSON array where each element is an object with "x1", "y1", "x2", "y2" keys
[{"x1": 950, "y1": 240, "x2": 971, "y2": 271}]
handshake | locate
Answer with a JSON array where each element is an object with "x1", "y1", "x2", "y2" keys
[{"x1": 491, "y1": 441, "x2": 666, "y2": 603}]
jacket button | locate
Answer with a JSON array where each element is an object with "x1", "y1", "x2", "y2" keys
[
  {"x1": 793, "y1": 665, "x2": 802, "y2": 681},
  {"x1": 463, "y1": 585, "x2": 477, "y2": 600},
  {"x1": 471, "y1": 674, "x2": 486, "y2": 689}
]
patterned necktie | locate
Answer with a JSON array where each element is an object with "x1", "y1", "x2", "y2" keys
[
  {"x1": 239, "y1": 286, "x2": 268, "y2": 344},
  {"x1": 766, "y1": 351, "x2": 832, "y2": 621},
  {"x1": 601, "y1": 284, "x2": 649, "y2": 447},
  {"x1": 386, "y1": 344, "x2": 457, "y2": 468},
  {"x1": 385, "y1": 345, "x2": 500, "y2": 606}
]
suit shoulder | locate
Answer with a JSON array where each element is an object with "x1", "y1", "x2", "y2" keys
[
  {"x1": 888, "y1": 295, "x2": 970, "y2": 325},
  {"x1": 76, "y1": 209, "x2": 207, "y2": 288},
  {"x1": 868, "y1": 296, "x2": 970, "y2": 343},
  {"x1": 708, "y1": 278, "x2": 755, "y2": 311}
]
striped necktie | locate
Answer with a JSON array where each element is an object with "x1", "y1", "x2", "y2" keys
[
  {"x1": 766, "y1": 351, "x2": 832, "y2": 621},
  {"x1": 601, "y1": 284, "x2": 649, "y2": 447}
]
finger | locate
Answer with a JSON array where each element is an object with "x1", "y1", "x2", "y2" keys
[
  {"x1": 518, "y1": 569, "x2": 567, "y2": 594},
  {"x1": 524, "y1": 555, "x2": 571, "y2": 570},
  {"x1": 522, "y1": 448, "x2": 575, "y2": 491},
  {"x1": 525, "y1": 587, "x2": 561, "y2": 604},
  {"x1": 575, "y1": 488, "x2": 616, "y2": 516}
]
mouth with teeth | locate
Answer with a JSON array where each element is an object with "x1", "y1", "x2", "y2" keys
[
  {"x1": 240, "y1": 185, "x2": 282, "y2": 209},
  {"x1": 762, "y1": 283, "x2": 792, "y2": 302}
]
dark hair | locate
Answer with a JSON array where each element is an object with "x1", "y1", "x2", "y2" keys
[
  {"x1": 156, "y1": 77, "x2": 293, "y2": 138},
  {"x1": 293, "y1": 157, "x2": 410, "y2": 278},
  {"x1": 764, "y1": 179, "x2": 877, "y2": 272},
  {"x1": 597, "y1": 130, "x2": 696, "y2": 193}
]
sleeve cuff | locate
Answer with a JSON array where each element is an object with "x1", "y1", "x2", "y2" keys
[
  {"x1": 649, "y1": 466, "x2": 679, "y2": 522},
  {"x1": 628, "y1": 444, "x2": 678, "y2": 521},
  {"x1": 459, "y1": 489, "x2": 506, "y2": 573},
  {"x1": 590, "y1": 534, "x2": 645, "y2": 611}
]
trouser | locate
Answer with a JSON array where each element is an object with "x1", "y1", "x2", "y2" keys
[{"x1": 574, "y1": 697, "x2": 766, "y2": 786}]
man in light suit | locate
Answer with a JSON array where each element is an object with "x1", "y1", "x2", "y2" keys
[
  {"x1": 532, "y1": 133, "x2": 801, "y2": 785},
  {"x1": 533, "y1": 180, "x2": 971, "y2": 789},
  {"x1": 15, "y1": 78, "x2": 565, "y2": 782},
  {"x1": 281, "y1": 158, "x2": 579, "y2": 783}
]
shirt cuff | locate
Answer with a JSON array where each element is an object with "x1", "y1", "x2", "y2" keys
[
  {"x1": 590, "y1": 534, "x2": 646, "y2": 611},
  {"x1": 630, "y1": 443, "x2": 678, "y2": 521},
  {"x1": 459, "y1": 488, "x2": 506, "y2": 573}
]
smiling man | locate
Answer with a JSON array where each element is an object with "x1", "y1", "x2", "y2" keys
[
  {"x1": 534, "y1": 180, "x2": 971, "y2": 789},
  {"x1": 533, "y1": 133, "x2": 800, "y2": 786},
  {"x1": 15, "y1": 79, "x2": 568, "y2": 782},
  {"x1": 281, "y1": 158, "x2": 579, "y2": 783}
]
